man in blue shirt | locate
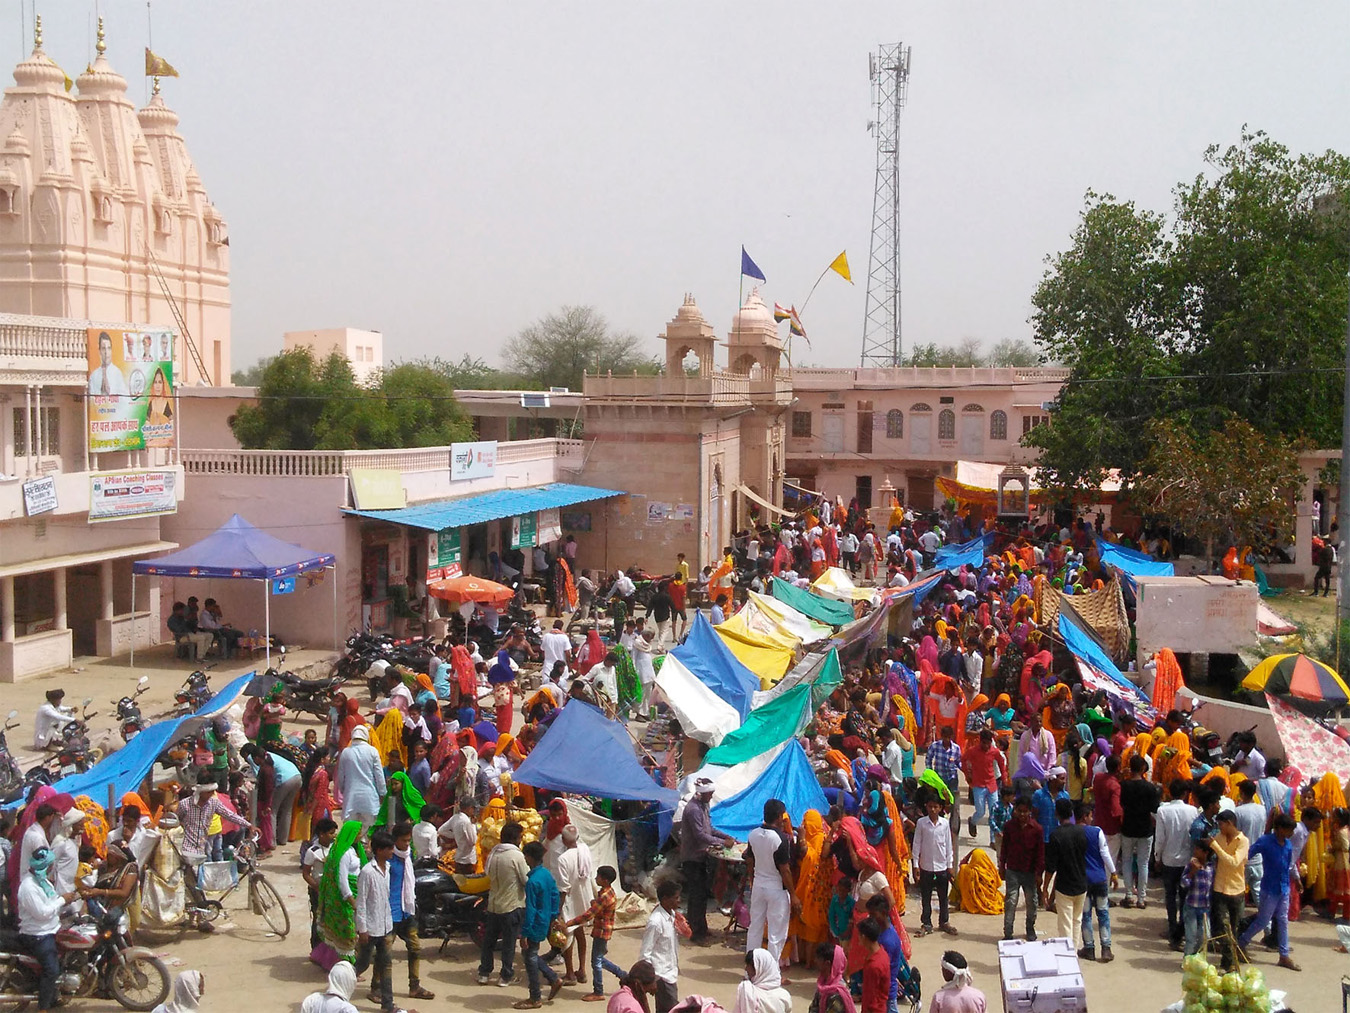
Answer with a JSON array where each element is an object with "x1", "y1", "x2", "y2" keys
[
  {"x1": 521, "y1": 839, "x2": 563, "y2": 1007},
  {"x1": 866, "y1": 893, "x2": 915, "y2": 1013},
  {"x1": 431, "y1": 647, "x2": 453, "y2": 701},
  {"x1": 373, "y1": 823, "x2": 435, "y2": 1004},
  {"x1": 1032, "y1": 768, "x2": 1071, "y2": 842},
  {"x1": 1237, "y1": 813, "x2": 1300, "y2": 971}
]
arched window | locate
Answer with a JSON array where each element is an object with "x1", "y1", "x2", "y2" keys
[
  {"x1": 990, "y1": 410, "x2": 1008, "y2": 440},
  {"x1": 910, "y1": 403, "x2": 931, "y2": 414},
  {"x1": 938, "y1": 409, "x2": 955, "y2": 441},
  {"x1": 962, "y1": 403, "x2": 984, "y2": 413},
  {"x1": 886, "y1": 409, "x2": 903, "y2": 439}
]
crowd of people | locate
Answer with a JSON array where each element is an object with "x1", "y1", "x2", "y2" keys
[{"x1": 4, "y1": 499, "x2": 1347, "y2": 1013}]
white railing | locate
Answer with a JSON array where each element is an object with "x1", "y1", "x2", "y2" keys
[
  {"x1": 786, "y1": 365, "x2": 1071, "y2": 386},
  {"x1": 583, "y1": 371, "x2": 794, "y2": 405},
  {"x1": 180, "y1": 437, "x2": 577, "y2": 477},
  {"x1": 0, "y1": 322, "x2": 87, "y2": 359}
]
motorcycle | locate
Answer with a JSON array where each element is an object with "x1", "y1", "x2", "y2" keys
[
  {"x1": 36, "y1": 698, "x2": 100, "y2": 779},
  {"x1": 274, "y1": 650, "x2": 346, "y2": 719},
  {"x1": 414, "y1": 864, "x2": 487, "y2": 950},
  {"x1": 0, "y1": 710, "x2": 23, "y2": 804},
  {"x1": 113, "y1": 675, "x2": 151, "y2": 742},
  {"x1": 172, "y1": 669, "x2": 213, "y2": 716},
  {"x1": 0, "y1": 906, "x2": 170, "y2": 1010}
]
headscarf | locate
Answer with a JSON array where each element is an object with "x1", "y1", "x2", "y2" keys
[
  {"x1": 1075, "y1": 723, "x2": 1092, "y2": 746},
  {"x1": 302, "y1": 961, "x2": 357, "y2": 1013},
  {"x1": 545, "y1": 800, "x2": 571, "y2": 841},
  {"x1": 371, "y1": 709, "x2": 406, "y2": 768},
  {"x1": 969, "y1": 693, "x2": 989, "y2": 712},
  {"x1": 791, "y1": 810, "x2": 829, "y2": 945},
  {"x1": 338, "y1": 697, "x2": 365, "y2": 750},
  {"x1": 494, "y1": 733, "x2": 523, "y2": 762},
  {"x1": 158, "y1": 970, "x2": 204, "y2": 1013},
  {"x1": 734, "y1": 949, "x2": 784, "y2": 1013},
  {"x1": 815, "y1": 943, "x2": 856, "y2": 1013},
  {"x1": 918, "y1": 767, "x2": 955, "y2": 805},
  {"x1": 373, "y1": 771, "x2": 425, "y2": 828},
  {"x1": 451, "y1": 645, "x2": 477, "y2": 696},
  {"x1": 824, "y1": 749, "x2": 851, "y2": 774},
  {"x1": 834, "y1": 816, "x2": 883, "y2": 876},
  {"x1": 415, "y1": 672, "x2": 435, "y2": 696},
  {"x1": 488, "y1": 648, "x2": 516, "y2": 685},
  {"x1": 939, "y1": 955, "x2": 975, "y2": 991},
  {"x1": 73, "y1": 795, "x2": 109, "y2": 859},
  {"x1": 577, "y1": 630, "x2": 605, "y2": 676},
  {"x1": 994, "y1": 693, "x2": 1011, "y2": 711},
  {"x1": 458, "y1": 746, "x2": 481, "y2": 798},
  {"x1": 28, "y1": 848, "x2": 56, "y2": 898},
  {"x1": 317, "y1": 820, "x2": 367, "y2": 956}
]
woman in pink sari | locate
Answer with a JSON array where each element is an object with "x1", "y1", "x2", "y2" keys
[{"x1": 576, "y1": 629, "x2": 605, "y2": 676}]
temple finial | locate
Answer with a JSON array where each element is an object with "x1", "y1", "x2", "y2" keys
[
  {"x1": 96, "y1": 16, "x2": 107, "y2": 56},
  {"x1": 34, "y1": 13, "x2": 43, "y2": 51}
]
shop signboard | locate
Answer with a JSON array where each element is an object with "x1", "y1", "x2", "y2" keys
[
  {"x1": 22, "y1": 475, "x2": 57, "y2": 516},
  {"x1": 88, "y1": 470, "x2": 178, "y2": 522},
  {"x1": 86, "y1": 327, "x2": 175, "y2": 452},
  {"x1": 272, "y1": 577, "x2": 296, "y2": 595},
  {"x1": 451, "y1": 440, "x2": 497, "y2": 480},
  {"x1": 511, "y1": 512, "x2": 537, "y2": 549},
  {"x1": 427, "y1": 527, "x2": 462, "y2": 580}
]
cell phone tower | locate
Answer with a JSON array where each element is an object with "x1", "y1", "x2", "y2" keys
[{"x1": 860, "y1": 43, "x2": 912, "y2": 368}]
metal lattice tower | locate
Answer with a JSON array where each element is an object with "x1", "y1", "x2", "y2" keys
[{"x1": 860, "y1": 43, "x2": 912, "y2": 367}]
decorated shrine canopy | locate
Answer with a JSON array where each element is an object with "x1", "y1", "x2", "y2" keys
[{"x1": 514, "y1": 700, "x2": 678, "y2": 805}]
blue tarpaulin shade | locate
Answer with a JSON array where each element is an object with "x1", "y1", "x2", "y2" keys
[
  {"x1": 1057, "y1": 611, "x2": 1134, "y2": 690},
  {"x1": 514, "y1": 701, "x2": 678, "y2": 805},
  {"x1": 133, "y1": 514, "x2": 335, "y2": 578},
  {"x1": 669, "y1": 612, "x2": 761, "y2": 720},
  {"x1": 935, "y1": 532, "x2": 994, "y2": 571},
  {"x1": 5, "y1": 671, "x2": 254, "y2": 809},
  {"x1": 131, "y1": 515, "x2": 338, "y2": 666},
  {"x1": 770, "y1": 578, "x2": 855, "y2": 627},
  {"x1": 710, "y1": 740, "x2": 828, "y2": 841},
  {"x1": 342, "y1": 482, "x2": 625, "y2": 531},
  {"x1": 1095, "y1": 537, "x2": 1174, "y2": 582}
]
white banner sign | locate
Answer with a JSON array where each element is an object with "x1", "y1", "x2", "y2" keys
[
  {"x1": 451, "y1": 440, "x2": 497, "y2": 481},
  {"x1": 22, "y1": 475, "x2": 57, "y2": 516},
  {"x1": 89, "y1": 470, "x2": 178, "y2": 522}
]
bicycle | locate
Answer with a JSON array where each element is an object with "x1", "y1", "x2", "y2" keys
[{"x1": 179, "y1": 832, "x2": 291, "y2": 938}]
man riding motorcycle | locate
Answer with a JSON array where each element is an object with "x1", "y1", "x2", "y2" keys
[{"x1": 33, "y1": 690, "x2": 74, "y2": 750}]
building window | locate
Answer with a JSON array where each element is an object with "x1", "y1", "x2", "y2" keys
[
  {"x1": 962, "y1": 403, "x2": 984, "y2": 413},
  {"x1": 156, "y1": 209, "x2": 172, "y2": 234},
  {"x1": 886, "y1": 409, "x2": 903, "y2": 438},
  {"x1": 12, "y1": 406, "x2": 60, "y2": 457},
  {"x1": 855, "y1": 475, "x2": 873, "y2": 510},
  {"x1": 990, "y1": 409, "x2": 1008, "y2": 440},
  {"x1": 791, "y1": 410, "x2": 812, "y2": 438},
  {"x1": 856, "y1": 401, "x2": 873, "y2": 455},
  {"x1": 1022, "y1": 413, "x2": 1049, "y2": 435},
  {"x1": 910, "y1": 402, "x2": 931, "y2": 414},
  {"x1": 938, "y1": 409, "x2": 956, "y2": 441},
  {"x1": 0, "y1": 187, "x2": 15, "y2": 215}
]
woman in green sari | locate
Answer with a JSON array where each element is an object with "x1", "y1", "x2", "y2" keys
[
  {"x1": 372, "y1": 770, "x2": 425, "y2": 829},
  {"x1": 611, "y1": 644, "x2": 642, "y2": 716},
  {"x1": 317, "y1": 820, "x2": 367, "y2": 959}
]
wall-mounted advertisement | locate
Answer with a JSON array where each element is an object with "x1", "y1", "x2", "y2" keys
[
  {"x1": 451, "y1": 440, "x2": 497, "y2": 480},
  {"x1": 86, "y1": 327, "x2": 175, "y2": 452},
  {"x1": 88, "y1": 470, "x2": 178, "y2": 522},
  {"x1": 427, "y1": 527, "x2": 462, "y2": 581}
]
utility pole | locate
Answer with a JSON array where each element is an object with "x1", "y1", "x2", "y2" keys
[{"x1": 860, "y1": 43, "x2": 911, "y2": 368}]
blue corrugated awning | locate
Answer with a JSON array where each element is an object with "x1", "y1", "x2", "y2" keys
[{"x1": 343, "y1": 482, "x2": 625, "y2": 531}]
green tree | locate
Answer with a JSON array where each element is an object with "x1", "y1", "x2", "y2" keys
[
  {"x1": 904, "y1": 337, "x2": 986, "y2": 367},
  {"x1": 230, "y1": 348, "x2": 473, "y2": 450},
  {"x1": 1132, "y1": 416, "x2": 1306, "y2": 557},
  {"x1": 503, "y1": 305, "x2": 658, "y2": 390},
  {"x1": 987, "y1": 338, "x2": 1041, "y2": 367},
  {"x1": 230, "y1": 356, "x2": 274, "y2": 386}
]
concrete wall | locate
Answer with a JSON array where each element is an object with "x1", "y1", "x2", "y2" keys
[
  {"x1": 178, "y1": 388, "x2": 251, "y2": 450},
  {"x1": 1135, "y1": 576, "x2": 1258, "y2": 666}
]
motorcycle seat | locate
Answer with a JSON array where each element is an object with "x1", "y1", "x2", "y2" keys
[{"x1": 0, "y1": 927, "x2": 23, "y2": 951}]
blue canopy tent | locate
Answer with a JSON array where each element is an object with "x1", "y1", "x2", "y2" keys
[
  {"x1": 514, "y1": 701, "x2": 679, "y2": 805},
  {"x1": 131, "y1": 514, "x2": 337, "y2": 666},
  {"x1": 710, "y1": 740, "x2": 828, "y2": 841},
  {"x1": 669, "y1": 612, "x2": 761, "y2": 720},
  {"x1": 4, "y1": 671, "x2": 254, "y2": 810},
  {"x1": 934, "y1": 532, "x2": 995, "y2": 572}
]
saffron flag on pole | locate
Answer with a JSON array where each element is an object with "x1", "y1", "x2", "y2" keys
[
  {"x1": 828, "y1": 250, "x2": 852, "y2": 283},
  {"x1": 145, "y1": 48, "x2": 179, "y2": 78},
  {"x1": 772, "y1": 304, "x2": 807, "y2": 340},
  {"x1": 741, "y1": 246, "x2": 766, "y2": 282}
]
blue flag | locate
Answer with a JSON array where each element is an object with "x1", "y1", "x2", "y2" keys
[{"x1": 740, "y1": 246, "x2": 766, "y2": 282}]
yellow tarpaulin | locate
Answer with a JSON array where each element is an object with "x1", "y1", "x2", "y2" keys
[
  {"x1": 810, "y1": 567, "x2": 875, "y2": 603},
  {"x1": 745, "y1": 590, "x2": 832, "y2": 642},
  {"x1": 715, "y1": 613, "x2": 797, "y2": 688}
]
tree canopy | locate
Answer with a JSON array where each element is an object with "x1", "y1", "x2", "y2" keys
[
  {"x1": 230, "y1": 348, "x2": 474, "y2": 450},
  {"x1": 903, "y1": 337, "x2": 1040, "y2": 368},
  {"x1": 503, "y1": 305, "x2": 658, "y2": 391},
  {"x1": 1028, "y1": 130, "x2": 1350, "y2": 500}
]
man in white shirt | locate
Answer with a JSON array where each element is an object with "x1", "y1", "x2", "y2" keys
[
  {"x1": 589, "y1": 652, "x2": 620, "y2": 709},
  {"x1": 554, "y1": 825, "x2": 596, "y2": 985},
  {"x1": 87, "y1": 331, "x2": 128, "y2": 395},
  {"x1": 439, "y1": 803, "x2": 481, "y2": 875},
  {"x1": 746, "y1": 535, "x2": 760, "y2": 563},
  {"x1": 354, "y1": 830, "x2": 396, "y2": 1013},
  {"x1": 1153, "y1": 782, "x2": 1200, "y2": 950},
  {"x1": 17, "y1": 847, "x2": 78, "y2": 1011},
  {"x1": 839, "y1": 530, "x2": 859, "y2": 574},
  {"x1": 1232, "y1": 733, "x2": 1266, "y2": 781},
  {"x1": 918, "y1": 528, "x2": 942, "y2": 560},
  {"x1": 881, "y1": 727, "x2": 907, "y2": 784},
  {"x1": 744, "y1": 799, "x2": 799, "y2": 964},
  {"x1": 912, "y1": 798, "x2": 956, "y2": 936},
  {"x1": 337, "y1": 725, "x2": 387, "y2": 830},
  {"x1": 860, "y1": 530, "x2": 878, "y2": 581},
  {"x1": 411, "y1": 805, "x2": 441, "y2": 863},
  {"x1": 641, "y1": 879, "x2": 682, "y2": 1013},
  {"x1": 540, "y1": 620, "x2": 572, "y2": 678},
  {"x1": 301, "y1": 818, "x2": 338, "y2": 951},
  {"x1": 33, "y1": 689, "x2": 73, "y2": 750}
]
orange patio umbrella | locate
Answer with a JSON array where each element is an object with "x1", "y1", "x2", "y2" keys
[{"x1": 427, "y1": 574, "x2": 515, "y2": 607}]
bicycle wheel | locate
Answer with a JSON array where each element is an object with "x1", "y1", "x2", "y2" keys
[{"x1": 249, "y1": 873, "x2": 291, "y2": 937}]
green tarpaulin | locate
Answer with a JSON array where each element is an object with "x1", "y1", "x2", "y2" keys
[
  {"x1": 771, "y1": 577, "x2": 856, "y2": 626},
  {"x1": 809, "y1": 650, "x2": 844, "y2": 710},
  {"x1": 704, "y1": 683, "x2": 813, "y2": 767}
]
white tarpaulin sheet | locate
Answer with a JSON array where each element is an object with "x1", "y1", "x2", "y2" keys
[
  {"x1": 568, "y1": 803, "x2": 626, "y2": 898},
  {"x1": 654, "y1": 654, "x2": 740, "y2": 747},
  {"x1": 745, "y1": 590, "x2": 831, "y2": 642}
]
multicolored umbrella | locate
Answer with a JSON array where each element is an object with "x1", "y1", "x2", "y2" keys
[
  {"x1": 427, "y1": 574, "x2": 514, "y2": 607},
  {"x1": 1241, "y1": 653, "x2": 1350, "y2": 706}
]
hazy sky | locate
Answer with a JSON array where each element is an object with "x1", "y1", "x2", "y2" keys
[{"x1": 26, "y1": 2, "x2": 1350, "y2": 373}]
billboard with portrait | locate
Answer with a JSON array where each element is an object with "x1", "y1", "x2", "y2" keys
[{"x1": 86, "y1": 327, "x2": 175, "y2": 452}]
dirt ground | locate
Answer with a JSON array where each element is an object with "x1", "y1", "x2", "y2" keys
[{"x1": 6, "y1": 647, "x2": 1347, "y2": 1012}]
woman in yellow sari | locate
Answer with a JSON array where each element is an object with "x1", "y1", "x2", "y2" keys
[
  {"x1": 791, "y1": 810, "x2": 831, "y2": 969},
  {"x1": 1308, "y1": 773, "x2": 1348, "y2": 903},
  {"x1": 1120, "y1": 732, "x2": 1155, "y2": 774},
  {"x1": 1152, "y1": 731, "x2": 1193, "y2": 789},
  {"x1": 372, "y1": 708, "x2": 407, "y2": 768}
]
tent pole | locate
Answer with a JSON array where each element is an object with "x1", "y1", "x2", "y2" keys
[
  {"x1": 264, "y1": 578, "x2": 271, "y2": 668},
  {"x1": 130, "y1": 572, "x2": 136, "y2": 665},
  {"x1": 332, "y1": 564, "x2": 339, "y2": 651}
]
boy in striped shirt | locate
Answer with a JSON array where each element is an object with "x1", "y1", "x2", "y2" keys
[{"x1": 566, "y1": 865, "x2": 625, "y2": 1001}]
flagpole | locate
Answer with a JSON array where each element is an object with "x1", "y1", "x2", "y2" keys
[{"x1": 799, "y1": 264, "x2": 834, "y2": 315}]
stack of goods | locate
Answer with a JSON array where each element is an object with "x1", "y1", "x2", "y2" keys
[
  {"x1": 477, "y1": 803, "x2": 544, "y2": 856},
  {"x1": 1179, "y1": 955, "x2": 1273, "y2": 1013}
]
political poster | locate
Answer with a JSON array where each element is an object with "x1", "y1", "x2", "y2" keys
[
  {"x1": 451, "y1": 440, "x2": 497, "y2": 480},
  {"x1": 86, "y1": 327, "x2": 175, "y2": 452}
]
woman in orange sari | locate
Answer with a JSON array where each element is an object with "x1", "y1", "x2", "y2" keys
[
  {"x1": 792, "y1": 810, "x2": 831, "y2": 969},
  {"x1": 1042, "y1": 684, "x2": 1075, "y2": 749},
  {"x1": 1152, "y1": 731, "x2": 1193, "y2": 789}
]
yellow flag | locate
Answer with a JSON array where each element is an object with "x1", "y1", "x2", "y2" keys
[
  {"x1": 144, "y1": 48, "x2": 179, "y2": 78},
  {"x1": 828, "y1": 250, "x2": 852, "y2": 284}
]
